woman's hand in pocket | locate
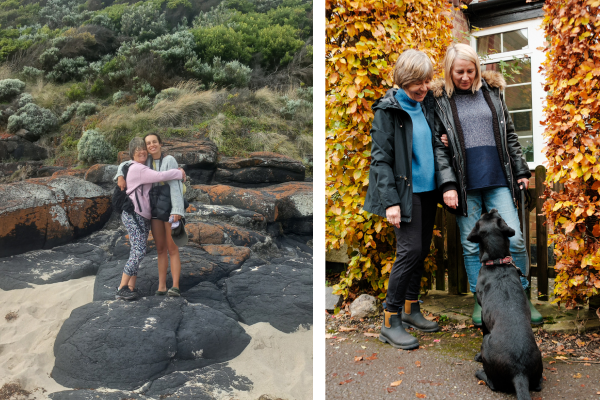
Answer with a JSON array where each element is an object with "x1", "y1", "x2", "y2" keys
[{"x1": 443, "y1": 190, "x2": 458, "y2": 209}]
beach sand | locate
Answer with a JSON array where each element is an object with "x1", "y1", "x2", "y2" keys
[
  {"x1": 0, "y1": 276, "x2": 95, "y2": 399},
  {"x1": 0, "y1": 278, "x2": 312, "y2": 400}
]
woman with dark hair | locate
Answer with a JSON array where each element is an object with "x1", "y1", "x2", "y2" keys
[
  {"x1": 115, "y1": 137, "x2": 184, "y2": 300},
  {"x1": 363, "y1": 49, "x2": 443, "y2": 350},
  {"x1": 115, "y1": 132, "x2": 187, "y2": 297}
]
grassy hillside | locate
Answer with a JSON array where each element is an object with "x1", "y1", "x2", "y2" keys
[{"x1": 0, "y1": 0, "x2": 313, "y2": 170}]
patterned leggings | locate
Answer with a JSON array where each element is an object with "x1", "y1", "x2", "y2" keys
[{"x1": 122, "y1": 211, "x2": 151, "y2": 276}]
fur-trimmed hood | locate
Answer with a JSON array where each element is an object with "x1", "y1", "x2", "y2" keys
[{"x1": 430, "y1": 70, "x2": 506, "y2": 98}]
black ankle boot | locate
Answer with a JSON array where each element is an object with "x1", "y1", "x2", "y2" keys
[
  {"x1": 402, "y1": 300, "x2": 440, "y2": 332},
  {"x1": 379, "y1": 310, "x2": 419, "y2": 350}
]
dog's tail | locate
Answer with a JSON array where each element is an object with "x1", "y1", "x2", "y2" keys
[{"x1": 513, "y1": 374, "x2": 531, "y2": 400}]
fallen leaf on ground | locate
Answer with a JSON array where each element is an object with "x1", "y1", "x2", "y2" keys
[
  {"x1": 555, "y1": 356, "x2": 568, "y2": 360},
  {"x1": 556, "y1": 345, "x2": 565, "y2": 351},
  {"x1": 398, "y1": 371, "x2": 405, "y2": 375},
  {"x1": 354, "y1": 356, "x2": 363, "y2": 362},
  {"x1": 433, "y1": 339, "x2": 441, "y2": 343},
  {"x1": 337, "y1": 338, "x2": 348, "y2": 342},
  {"x1": 478, "y1": 380, "x2": 486, "y2": 385},
  {"x1": 549, "y1": 361, "x2": 556, "y2": 364},
  {"x1": 456, "y1": 323, "x2": 466, "y2": 329},
  {"x1": 361, "y1": 346, "x2": 366, "y2": 349},
  {"x1": 452, "y1": 334, "x2": 460, "y2": 338},
  {"x1": 584, "y1": 363, "x2": 591, "y2": 366},
  {"x1": 415, "y1": 361, "x2": 421, "y2": 367},
  {"x1": 545, "y1": 367, "x2": 557, "y2": 372},
  {"x1": 325, "y1": 334, "x2": 334, "y2": 339},
  {"x1": 358, "y1": 371, "x2": 365, "y2": 376},
  {"x1": 390, "y1": 380, "x2": 402, "y2": 387},
  {"x1": 576, "y1": 340, "x2": 586, "y2": 347},
  {"x1": 363, "y1": 332, "x2": 379, "y2": 337},
  {"x1": 417, "y1": 380, "x2": 433, "y2": 384},
  {"x1": 542, "y1": 376, "x2": 547, "y2": 381},
  {"x1": 339, "y1": 326, "x2": 357, "y2": 332},
  {"x1": 387, "y1": 388, "x2": 396, "y2": 393},
  {"x1": 339, "y1": 379, "x2": 352, "y2": 385},
  {"x1": 416, "y1": 393, "x2": 427, "y2": 398},
  {"x1": 424, "y1": 314, "x2": 437, "y2": 321},
  {"x1": 332, "y1": 373, "x2": 337, "y2": 377},
  {"x1": 573, "y1": 373, "x2": 582, "y2": 379},
  {"x1": 365, "y1": 353, "x2": 378, "y2": 361}
]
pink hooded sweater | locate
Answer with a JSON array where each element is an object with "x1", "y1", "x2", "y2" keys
[{"x1": 126, "y1": 161, "x2": 183, "y2": 219}]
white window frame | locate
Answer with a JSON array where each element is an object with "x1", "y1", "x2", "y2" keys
[{"x1": 470, "y1": 18, "x2": 546, "y2": 169}]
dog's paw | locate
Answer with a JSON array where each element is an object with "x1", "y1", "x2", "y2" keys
[{"x1": 474, "y1": 352, "x2": 482, "y2": 362}]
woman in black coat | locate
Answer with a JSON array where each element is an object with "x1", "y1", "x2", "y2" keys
[{"x1": 363, "y1": 49, "x2": 443, "y2": 350}]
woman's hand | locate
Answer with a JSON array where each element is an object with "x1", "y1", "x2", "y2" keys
[
  {"x1": 441, "y1": 134, "x2": 449, "y2": 147},
  {"x1": 517, "y1": 178, "x2": 529, "y2": 190},
  {"x1": 386, "y1": 205, "x2": 401, "y2": 228},
  {"x1": 117, "y1": 176, "x2": 126, "y2": 190},
  {"x1": 178, "y1": 168, "x2": 186, "y2": 183},
  {"x1": 170, "y1": 214, "x2": 181, "y2": 222},
  {"x1": 443, "y1": 190, "x2": 458, "y2": 209}
]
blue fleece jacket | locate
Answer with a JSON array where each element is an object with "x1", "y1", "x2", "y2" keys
[{"x1": 395, "y1": 88, "x2": 436, "y2": 193}]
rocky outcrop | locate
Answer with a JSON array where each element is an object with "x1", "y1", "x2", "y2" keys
[
  {"x1": 51, "y1": 297, "x2": 251, "y2": 390},
  {"x1": 186, "y1": 221, "x2": 267, "y2": 247},
  {"x1": 213, "y1": 152, "x2": 305, "y2": 187},
  {"x1": 190, "y1": 181, "x2": 312, "y2": 223},
  {"x1": 226, "y1": 260, "x2": 312, "y2": 333},
  {"x1": 0, "y1": 134, "x2": 48, "y2": 161},
  {"x1": 0, "y1": 176, "x2": 112, "y2": 257},
  {"x1": 185, "y1": 203, "x2": 266, "y2": 232},
  {"x1": 84, "y1": 163, "x2": 117, "y2": 185}
]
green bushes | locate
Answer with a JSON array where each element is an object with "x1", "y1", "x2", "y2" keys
[
  {"x1": 0, "y1": 79, "x2": 26, "y2": 102},
  {"x1": 120, "y1": 3, "x2": 168, "y2": 41},
  {"x1": 65, "y1": 83, "x2": 86, "y2": 101},
  {"x1": 77, "y1": 129, "x2": 116, "y2": 164},
  {"x1": 75, "y1": 102, "x2": 96, "y2": 117},
  {"x1": 7, "y1": 103, "x2": 58, "y2": 139}
]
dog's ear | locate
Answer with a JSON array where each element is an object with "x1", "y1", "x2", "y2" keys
[
  {"x1": 497, "y1": 217, "x2": 515, "y2": 237},
  {"x1": 467, "y1": 221, "x2": 481, "y2": 243}
]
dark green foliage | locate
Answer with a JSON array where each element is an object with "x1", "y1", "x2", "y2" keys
[
  {"x1": 90, "y1": 78, "x2": 105, "y2": 95},
  {"x1": 191, "y1": 25, "x2": 252, "y2": 64}
]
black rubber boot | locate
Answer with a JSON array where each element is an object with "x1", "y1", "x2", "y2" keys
[
  {"x1": 379, "y1": 310, "x2": 419, "y2": 350},
  {"x1": 402, "y1": 300, "x2": 440, "y2": 332}
]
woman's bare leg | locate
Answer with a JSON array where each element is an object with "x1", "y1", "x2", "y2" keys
[
  {"x1": 152, "y1": 219, "x2": 169, "y2": 292},
  {"x1": 164, "y1": 221, "x2": 181, "y2": 289}
]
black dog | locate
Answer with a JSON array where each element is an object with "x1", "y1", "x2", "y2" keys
[{"x1": 467, "y1": 209, "x2": 542, "y2": 400}]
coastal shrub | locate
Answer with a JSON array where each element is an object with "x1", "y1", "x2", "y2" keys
[
  {"x1": 46, "y1": 56, "x2": 89, "y2": 82},
  {"x1": 7, "y1": 103, "x2": 58, "y2": 139},
  {"x1": 120, "y1": 3, "x2": 168, "y2": 41},
  {"x1": 65, "y1": 83, "x2": 87, "y2": 101},
  {"x1": 39, "y1": 47, "x2": 61, "y2": 70},
  {"x1": 0, "y1": 79, "x2": 26, "y2": 102},
  {"x1": 192, "y1": 3, "x2": 238, "y2": 28},
  {"x1": 154, "y1": 87, "x2": 183, "y2": 104},
  {"x1": 256, "y1": 24, "x2": 304, "y2": 67},
  {"x1": 77, "y1": 129, "x2": 116, "y2": 164},
  {"x1": 21, "y1": 66, "x2": 44, "y2": 82},
  {"x1": 279, "y1": 98, "x2": 310, "y2": 119},
  {"x1": 16, "y1": 93, "x2": 34, "y2": 109},
  {"x1": 75, "y1": 102, "x2": 97, "y2": 117},
  {"x1": 90, "y1": 78, "x2": 105, "y2": 95},
  {"x1": 40, "y1": 0, "x2": 93, "y2": 29},
  {"x1": 185, "y1": 56, "x2": 251, "y2": 87},
  {"x1": 113, "y1": 90, "x2": 131, "y2": 105},
  {"x1": 132, "y1": 78, "x2": 156, "y2": 97},
  {"x1": 61, "y1": 102, "x2": 79, "y2": 122},
  {"x1": 136, "y1": 95, "x2": 152, "y2": 111}
]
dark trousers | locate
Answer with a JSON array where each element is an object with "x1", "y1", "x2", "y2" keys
[{"x1": 385, "y1": 191, "x2": 438, "y2": 313}]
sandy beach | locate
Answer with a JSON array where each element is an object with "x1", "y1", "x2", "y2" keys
[{"x1": 0, "y1": 277, "x2": 312, "y2": 400}]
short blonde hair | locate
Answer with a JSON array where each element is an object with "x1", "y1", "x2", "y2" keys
[
  {"x1": 444, "y1": 43, "x2": 482, "y2": 97},
  {"x1": 393, "y1": 49, "x2": 434, "y2": 89},
  {"x1": 128, "y1": 137, "x2": 146, "y2": 159}
]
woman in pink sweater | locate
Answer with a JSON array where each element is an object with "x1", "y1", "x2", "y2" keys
[{"x1": 116, "y1": 138, "x2": 185, "y2": 301}]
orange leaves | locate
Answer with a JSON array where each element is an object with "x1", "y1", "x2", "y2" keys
[{"x1": 326, "y1": 0, "x2": 453, "y2": 298}]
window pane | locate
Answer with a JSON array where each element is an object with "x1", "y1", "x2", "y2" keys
[
  {"x1": 502, "y1": 29, "x2": 528, "y2": 52},
  {"x1": 505, "y1": 84, "x2": 531, "y2": 111},
  {"x1": 477, "y1": 33, "x2": 501, "y2": 55},
  {"x1": 480, "y1": 59, "x2": 531, "y2": 84},
  {"x1": 511, "y1": 111, "x2": 532, "y2": 133},
  {"x1": 510, "y1": 111, "x2": 533, "y2": 162}
]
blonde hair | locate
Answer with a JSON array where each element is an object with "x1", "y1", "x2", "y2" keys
[
  {"x1": 393, "y1": 49, "x2": 434, "y2": 89},
  {"x1": 444, "y1": 43, "x2": 482, "y2": 97},
  {"x1": 128, "y1": 137, "x2": 146, "y2": 159}
]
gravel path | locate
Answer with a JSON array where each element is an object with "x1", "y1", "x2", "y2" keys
[{"x1": 326, "y1": 329, "x2": 600, "y2": 399}]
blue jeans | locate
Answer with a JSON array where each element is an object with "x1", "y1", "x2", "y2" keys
[{"x1": 456, "y1": 186, "x2": 529, "y2": 293}]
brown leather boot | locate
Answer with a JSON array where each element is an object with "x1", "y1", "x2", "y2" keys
[
  {"x1": 401, "y1": 300, "x2": 440, "y2": 332},
  {"x1": 379, "y1": 310, "x2": 419, "y2": 350}
]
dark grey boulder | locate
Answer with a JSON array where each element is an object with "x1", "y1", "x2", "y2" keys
[
  {"x1": 49, "y1": 390, "x2": 145, "y2": 400},
  {"x1": 0, "y1": 134, "x2": 48, "y2": 161},
  {"x1": 52, "y1": 297, "x2": 250, "y2": 390},
  {"x1": 186, "y1": 203, "x2": 267, "y2": 232},
  {"x1": 145, "y1": 363, "x2": 252, "y2": 399},
  {"x1": 0, "y1": 243, "x2": 106, "y2": 290},
  {"x1": 182, "y1": 281, "x2": 238, "y2": 320},
  {"x1": 213, "y1": 152, "x2": 305, "y2": 187},
  {"x1": 15, "y1": 128, "x2": 37, "y2": 142},
  {"x1": 225, "y1": 261, "x2": 312, "y2": 333},
  {"x1": 94, "y1": 244, "x2": 249, "y2": 301}
]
